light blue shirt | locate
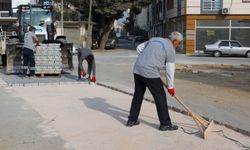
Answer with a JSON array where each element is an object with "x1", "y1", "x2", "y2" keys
[
  {"x1": 134, "y1": 37, "x2": 176, "y2": 88},
  {"x1": 23, "y1": 31, "x2": 37, "y2": 51}
]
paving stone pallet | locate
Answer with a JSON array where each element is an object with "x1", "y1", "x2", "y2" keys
[{"x1": 6, "y1": 43, "x2": 63, "y2": 74}]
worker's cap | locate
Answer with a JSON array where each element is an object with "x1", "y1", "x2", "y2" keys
[
  {"x1": 29, "y1": 26, "x2": 36, "y2": 31},
  {"x1": 169, "y1": 32, "x2": 183, "y2": 42}
]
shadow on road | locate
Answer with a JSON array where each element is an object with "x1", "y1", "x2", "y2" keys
[{"x1": 81, "y1": 97, "x2": 157, "y2": 128}]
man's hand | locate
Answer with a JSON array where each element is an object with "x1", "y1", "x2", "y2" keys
[
  {"x1": 168, "y1": 88, "x2": 175, "y2": 96},
  {"x1": 91, "y1": 76, "x2": 96, "y2": 82},
  {"x1": 81, "y1": 71, "x2": 86, "y2": 77}
]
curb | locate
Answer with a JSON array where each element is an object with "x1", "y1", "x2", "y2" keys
[{"x1": 96, "y1": 82, "x2": 250, "y2": 137}]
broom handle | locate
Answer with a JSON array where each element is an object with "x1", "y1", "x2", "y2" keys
[
  {"x1": 162, "y1": 81, "x2": 208, "y2": 124},
  {"x1": 162, "y1": 81, "x2": 197, "y2": 114},
  {"x1": 174, "y1": 95, "x2": 195, "y2": 115}
]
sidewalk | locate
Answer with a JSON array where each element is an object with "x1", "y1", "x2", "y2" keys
[{"x1": 1, "y1": 82, "x2": 249, "y2": 150}]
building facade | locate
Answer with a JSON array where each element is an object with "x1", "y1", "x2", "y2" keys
[
  {"x1": 148, "y1": 0, "x2": 166, "y2": 37},
  {"x1": 148, "y1": 0, "x2": 250, "y2": 54}
]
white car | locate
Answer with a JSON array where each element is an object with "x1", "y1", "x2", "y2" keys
[{"x1": 204, "y1": 40, "x2": 250, "y2": 57}]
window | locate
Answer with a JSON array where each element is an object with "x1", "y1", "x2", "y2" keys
[
  {"x1": 231, "y1": 20, "x2": 250, "y2": 27},
  {"x1": 230, "y1": 42, "x2": 241, "y2": 47},
  {"x1": 231, "y1": 28, "x2": 250, "y2": 47},
  {"x1": 202, "y1": 0, "x2": 222, "y2": 11},
  {"x1": 196, "y1": 28, "x2": 229, "y2": 50},
  {"x1": 197, "y1": 20, "x2": 229, "y2": 26},
  {"x1": 167, "y1": 0, "x2": 174, "y2": 10},
  {"x1": 219, "y1": 41, "x2": 229, "y2": 47},
  {"x1": 0, "y1": 2, "x2": 11, "y2": 11}
]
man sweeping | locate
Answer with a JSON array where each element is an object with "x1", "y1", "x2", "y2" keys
[
  {"x1": 77, "y1": 48, "x2": 96, "y2": 82},
  {"x1": 127, "y1": 32, "x2": 183, "y2": 131}
]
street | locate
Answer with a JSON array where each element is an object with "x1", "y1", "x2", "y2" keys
[
  {"x1": 92, "y1": 39, "x2": 250, "y2": 134},
  {"x1": 0, "y1": 39, "x2": 250, "y2": 149},
  {"x1": 1, "y1": 0, "x2": 250, "y2": 149}
]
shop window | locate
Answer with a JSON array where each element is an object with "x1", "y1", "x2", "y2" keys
[
  {"x1": 196, "y1": 19, "x2": 250, "y2": 51},
  {"x1": 196, "y1": 28, "x2": 229, "y2": 50},
  {"x1": 231, "y1": 28, "x2": 250, "y2": 47},
  {"x1": 231, "y1": 20, "x2": 250, "y2": 27},
  {"x1": 197, "y1": 20, "x2": 229, "y2": 26}
]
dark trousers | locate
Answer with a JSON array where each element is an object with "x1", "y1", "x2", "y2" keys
[
  {"x1": 78, "y1": 54, "x2": 92, "y2": 79},
  {"x1": 128, "y1": 74, "x2": 172, "y2": 126},
  {"x1": 23, "y1": 48, "x2": 35, "y2": 76}
]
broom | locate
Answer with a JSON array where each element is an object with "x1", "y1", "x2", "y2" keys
[{"x1": 162, "y1": 81, "x2": 214, "y2": 139}]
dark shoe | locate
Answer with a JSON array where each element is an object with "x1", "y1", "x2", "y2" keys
[
  {"x1": 29, "y1": 75, "x2": 35, "y2": 79},
  {"x1": 159, "y1": 124, "x2": 178, "y2": 131},
  {"x1": 23, "y1": 75, "x2": 29, "y2": 79},
  {"x1": 126, "y1": 120, "x2": 140, "y2": 127}
]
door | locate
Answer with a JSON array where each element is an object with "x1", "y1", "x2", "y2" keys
[
  {"x1": 230, "y1": 41, "x2": 243, "y2": 55},
  {"x1": 218, "y1": 41, "x2": 230, "y2": 54}
]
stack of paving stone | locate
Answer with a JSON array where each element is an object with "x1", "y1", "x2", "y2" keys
[{"x1": 35, "y1": 43, "x2": 62, "y2": 75}]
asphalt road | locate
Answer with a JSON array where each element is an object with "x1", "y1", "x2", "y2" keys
[
  {"x1": 88, "y1": 39, "x2": 250, "y2": 134},
  {"x1": 0, "y1": 38, "x2": 249, "y2": 135}
]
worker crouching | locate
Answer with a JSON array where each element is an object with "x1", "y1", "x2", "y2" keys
[{"x1": 77, "y1": 48, "x2": 96, "y2": 82}]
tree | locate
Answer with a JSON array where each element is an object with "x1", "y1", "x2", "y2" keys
[
  {"x1": 125, "y1": 4, "x2": 146, "y2": 36},
  {"x1": 67, "y1": 0, "x2": 151, "y2": 50}
]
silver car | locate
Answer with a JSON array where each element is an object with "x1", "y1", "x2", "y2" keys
[{"x1": 204, "y1": 40, "x2": 250, "y2": 57}]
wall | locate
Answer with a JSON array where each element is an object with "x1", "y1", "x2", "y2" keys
[
  {"x1": 185, "y1": 0, "x2": 250, "y2": 15},
  {"x1": 223, "y1": 0, "x2": 250, "y2": 14},
  {"x1": 64, "y1": 28, "x2": 80, "y2": 45},
  {"x1": 186, "y1": 0, "x2": 201, "y2": 14}
]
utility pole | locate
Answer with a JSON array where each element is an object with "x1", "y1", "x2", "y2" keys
[
  {"x1": 61, "y1": 0, "x2": 64, "y2": 35},
  {"x1": 87, "y1": 0, "x2": 92, "y2": 48}
]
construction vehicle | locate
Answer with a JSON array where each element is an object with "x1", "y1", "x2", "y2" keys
[{"x1": 3, "y1": 0, "x2": 74, "y2": 74}]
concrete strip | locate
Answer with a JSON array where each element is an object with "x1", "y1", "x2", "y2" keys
[
  {"x1": 0, "y1": 78, "x2": 7, "y2": 87},
  {"x1": 0, "y1": 87, "x2": 71, "y2": 150},
  {"x1": 11, "y1": 84, "x2": 250, "y2": 150}
]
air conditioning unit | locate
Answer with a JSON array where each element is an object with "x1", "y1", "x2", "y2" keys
[{"x1": 222, "y1": 8, "x2": 230, "y2": 15}]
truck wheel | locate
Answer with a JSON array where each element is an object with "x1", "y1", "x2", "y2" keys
[
  {"x1": 213, "y1": 51, "x2": 221, "y2": 57},
  {"x1": 246, "y1": 51, "x2": 250, "y2": 58}
]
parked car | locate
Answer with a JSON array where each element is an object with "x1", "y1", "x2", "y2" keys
[
  {"x1": 204, "y1": 40, "x2": 250, "y2": 57},
  {"x1": 105, "y1": 37, "x2": 117, "y2": 49},
  {"x1": 92, "y1": 35, "x2": 100, "y2": 49},
  {"x1": 92, "y1": 33, "x2": 118, "y2": 49},
  {"x1": 134, "y1": 36, "x2": 148, "y2": 43}
]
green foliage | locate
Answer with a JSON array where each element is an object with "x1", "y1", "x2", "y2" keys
[
  {"x1": 54, "y1": 9, "x2": 79, "y2": 21},
  {"x1": 68, "y1": 0, "x2": 150, "y2": 28},
  {"x1": 67, "y1": 0, "x2": 151, "y2": 49}
]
